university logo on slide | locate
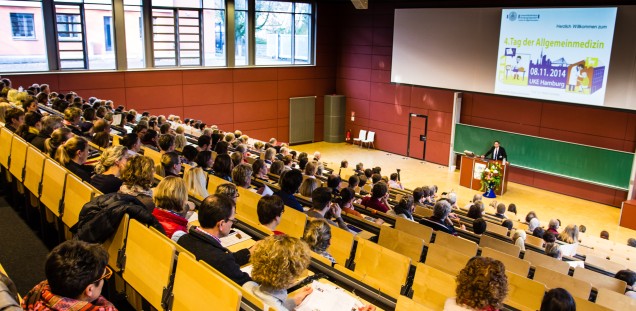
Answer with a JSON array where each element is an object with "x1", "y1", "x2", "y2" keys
[{"x1": 507, "y1": 11, "x2": 517, "y2": 21}]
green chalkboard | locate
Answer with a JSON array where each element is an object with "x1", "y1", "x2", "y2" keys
[{"x1": 453, "y1": 124, "x2": 633, "y2": 190}]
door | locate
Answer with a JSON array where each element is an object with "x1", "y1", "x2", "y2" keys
[{"x1": 407, "y1": 113, "x2": 428, "y2": 160}]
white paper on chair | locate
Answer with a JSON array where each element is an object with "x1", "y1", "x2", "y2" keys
[
  {"x1": 295, "y1": 281, "x2": 365, "y2": 311},
  {"x1": 261, "y1": 185, "x2": 274, "y2": 196},
  {"x1": 219, "y1": 228, "x2": 251, "y2": 248}
]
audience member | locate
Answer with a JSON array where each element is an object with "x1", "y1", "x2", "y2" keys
[
  {"x1": 473, "y1": 218, "x2": 487, "y2": 235},
  {"x1": 388, "y1": 173, "x2": 403, "y2": 190},
  {"x1": 494, "y1": 203, "x2": 507, "y2": 219},
  {"x1": 152, "y1": 176, "x2": 189, "y2": 241},
  {"x1": 600, "y1": 230, "x2": 610, "y2": 240},
  {"x1": 501, "y1": 219, "x2": 513, "y2": 231},
  {"x1": 119, "y1": 155, "x2": 155, "y2": 210},
  {"x1": 195, "y1": 150, "x2": 214, "y2": 173},
  {"x1": 528, "y1": 217, "x2": 541, "y2": 233},
  {"x1": 420, "y1": 200, "x2": 462, "y2": 235},
  {"x1": 274, "y1": 169, "x2": 303, "y2": 212},
  {"x1": 252, "y1": 159, "x2": 269, "y2": 180},
  {"x1": 512, "y1": 229, "x2": 526, "y2": 251},
  {"x1": 269, "y1": 160, "x2": 285, "y2": 176},
  {"x1": 178, "y1": 194, "x2": 251, "y2": 285},
  {"x1": 306, "y1": 187, "x2": 349, "y2": 231},
  {"x1": 16, "y1": 111, "x2": 42, "y2": 143},
  {"x1": 257, "y1": 195, "x2": 285, "y2": 235},
  {"x1": 299, "y1": 177, "x2": 320, "y2": 198},
  {"x1": 22, "y1": 240, "x2": 116, "y2": 311},
  {"x1": 183, "y1": 166, "x2": 209, "y2": 199},
  {"x1": 56, "y1": 136, "x2": 93, "y2": 182},
  {"x1": 303, "y1": 219, "x2": 336, "y2": 264},
  {"x1": 242, "y1": 235, "x2": 312, "y2": 311},
  {"x1": 0, "y1": 272, "x2": 20, "y2": 311},
  {"x1": 181, "y1": 144, "x2": 198, "y2": 165},
  {"x1": 232, "y1": 163, "x2": 253, "y2": 189},
  {"x1": 360, "y1": 182, "x2": 391, "y2": 213},
  {"x1": 547, "y1": 219, "x2": 560, "y2": 235},
  {"x1": 557, "y1": 224, "x2": 579, "y2": 244},
  {"x1": 212, "y1": 153, "x2": 234, "y2": 182},
  {"x1": 388, "y1": 195, "x2": 415, "y2": 221},
  {"x1": 4, "y1": 107, "x2": 24, "y2": 132},
  {"x1": 614, "y1": 270, "x2": 636, "y2": 298},
  {"x1": 32, "y1": 115, "x2": 63, "y2": 152},
  {"x1": 466, "y1": 201, "x2": 484, "y2": 219},
  {"x1": 160, "y1": 151, "x2": 181, "y2": 177},
  {"x1": 444, "y1": 257, "x2": 508, "y2": 311},
  {"x1": 91, "y1": 145, "x2": 128, "y2": 194},
  {"x1": 539, "y1": 288, "x2": 576, "y2": 311}
]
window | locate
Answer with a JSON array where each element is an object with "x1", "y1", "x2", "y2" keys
[
  {"x1": 54, "y1": 1, "x2": 115, "y2": 70},
  {"x1": 255, "y1": 0, "x2": 311, "y2": 65},
  {"x1": 0, "y1": 1, "x2": 48, "y2": 72},
  {"x1": 10, "y1": 13, "x2": 36, "y2": 39},
  {"x1": 152, "y1": 0, "x2": 225, "y2": 67}
]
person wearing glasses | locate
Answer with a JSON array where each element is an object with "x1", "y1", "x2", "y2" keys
[
  {"x1": 22, "y1": 240, "x2": 116, "y2": 311},
  {"x1": 178, "y1": 194, "x2": 252, "y2": 286}
]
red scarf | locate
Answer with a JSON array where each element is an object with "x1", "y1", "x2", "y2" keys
[{"x1": 22, "y1": 281, "x2": 118, "y2": 311}]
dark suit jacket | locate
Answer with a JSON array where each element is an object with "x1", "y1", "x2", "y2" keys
[
  {"x1": 178, "y1": 228, "x2": 252, "y2": 285},
  {"x1": 484, "y1": 146, "x2": 508, "y2": 161}
]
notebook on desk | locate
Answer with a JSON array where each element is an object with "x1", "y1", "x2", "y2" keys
[{"x1": 296, "y1": 280, "x2": 365, "y2": 311}]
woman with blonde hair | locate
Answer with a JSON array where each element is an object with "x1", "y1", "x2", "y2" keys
[
  {"x1": 298, "y1": 177, "x2": 320, "y2": 198},
  {"x1": 55, "y1": 136, "x2": 92, "y2": 182},
  {"x1": 174, "y1": 126, "x2": 187, "y2": 150},
  {"x1": 119, "y1": 155, "x2": 155, "y2": 210},
  {"x1": 242, "y1": 235, "x2": 313, "y2": 311},
  {"x1": 444, "y1": 257, "x2": 508, "y2": 310},
  {"x1": 90, "y1": 145, "x2": 129, "y2": 194},
  {"x1": 302, "y1": 219, "x2": 336, "y2": 264},
  {"x1": 183, "y1": 166, "x2": 209, "y2": 199},
  {"x1": 152, "y1": 176, "x2": 189, "y2": 242},
  {"x1": 557, "y1": 224, "x2": 579, "y2": 244}
]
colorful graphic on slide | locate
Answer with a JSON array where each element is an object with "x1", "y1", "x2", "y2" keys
[{"x1": 494, "y1": 8, "x2": 617, "y2": 106}]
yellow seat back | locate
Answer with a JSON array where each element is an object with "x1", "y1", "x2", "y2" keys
[
  {"x1": 8, "y1": 136, "x2": 27, "y2": 181},
  {"x1": 573, "y1": 266, "x2": 627, "y2": 293},
  {"x1": 62, "y1": 174, "x2": 95, "y2": 230},
  {"x1": 411, "y1": 263, "x2": 455, "y2": 310},
  {"x1": 352, "y1": 238, "x2": 411, "y2": 298},
  {"x1": 523, "y1": 250, "x2": 570, "y2": 274},
  {"x1": 23, "y1": 146, "x2": 46, "y2": 196},
  {"x1": 394, "y1": 217, "x2": 433, "y2": 243},
  {"x1": 0, "y1": 126, "x2": 12, "y2": 169},
  {"x1": 595, "y1": 288, "x2": 636, "y2": 310},
  {"x1": 40, "y1": 159, "x2": 68, "y2": 217},
  {"x1": 171, "y1": 253, "x2": 242, "y2": 311},
  {"x1": 481, "y1": 247, "x2": 530, "y2": 277},
  {"x1": 573, "y1": 296, "x2": 612, "y2": 311},
  {"x1": 102, "y1": 214, "x2": 129, "y2": 273},
  {"x1": 533, "y1": 266, "x2": 592, "y2": 300},
  {"x1": 122, "y1": 219, "x2": 176, "y2": 310},
  {"x1": 328, "y1": 224, "x2": 355, "y2": 265},
  {"x1": 504, "y1": 271, "x2": 546, "y2": 311},
  {"x1": 378, "y1": 226, "x2": 425, "y2": 263},
  {"x1": 479, "y1": 235, "x2": 521, "y2": 257},
  {"x1": 433, "y1": 231, "x2": 478, "y2": 257},
  {"x1": 277, "y1": 206, "x2": 307, "y2": 238},
  {"x1": 424, "y1": 243, "x2": 471, "y2": 276}
]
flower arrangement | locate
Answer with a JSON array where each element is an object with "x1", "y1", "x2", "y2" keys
[{"x1": 480, "y1": 162, "x2": 503, "y2": 192}]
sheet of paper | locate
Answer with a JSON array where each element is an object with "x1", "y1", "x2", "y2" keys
[
  {"x1": 295, "y1": 281, "x2": 365, "y2": 311},
  {"x1": 240, "y1": 264, "x2": 253, "y2": 276},
  {"x1": 219, "y1": 228, "x2": 251, "y2": 248}
]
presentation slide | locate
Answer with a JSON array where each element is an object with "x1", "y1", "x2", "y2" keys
[{"x1": 494, "y1": 8, "x2": 617, "y2": 106}]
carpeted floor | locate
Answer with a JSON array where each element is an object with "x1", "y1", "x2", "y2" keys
[{"x1": 0, "y1": 196, "x2": 49, "y2": 295}]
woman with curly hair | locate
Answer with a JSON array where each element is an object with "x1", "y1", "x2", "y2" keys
[
  {"x1": 444, "y1": 256, "x2": 508, "y2": 311},
  {"x1": 242, "y1": 235, "x2": 313, "y2": 311},
  {"x1": 119, "y1": 155, "x2": 155, "y2": 210}
]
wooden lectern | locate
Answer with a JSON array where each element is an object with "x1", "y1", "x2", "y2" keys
[{"x1": 459, "y1": 156, "x2": 510, "y2": 195}]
